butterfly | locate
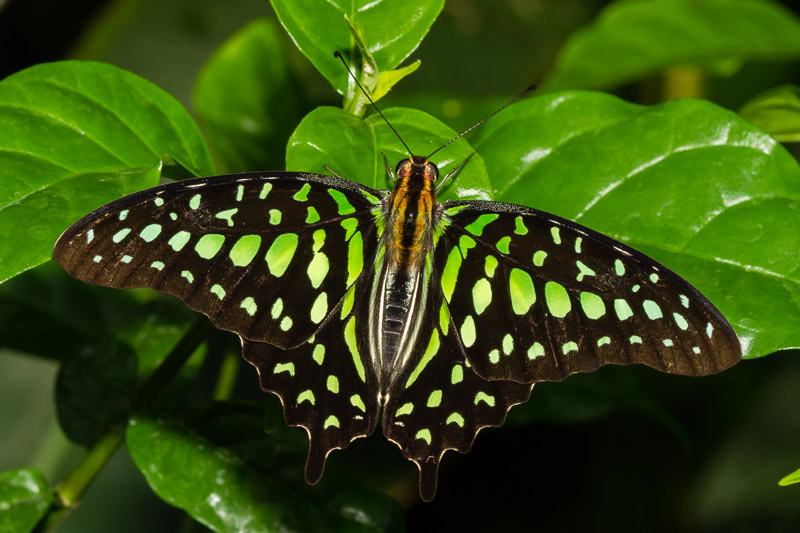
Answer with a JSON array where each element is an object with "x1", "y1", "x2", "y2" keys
[{"x1": 53, "y1": 79, "x2": 741, "y2": 502}]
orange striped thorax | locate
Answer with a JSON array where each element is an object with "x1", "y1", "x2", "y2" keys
[{"x1": 385, "y1": 155, "x2": 439, "y2": 266}]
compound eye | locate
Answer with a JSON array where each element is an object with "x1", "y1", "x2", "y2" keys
[
  {"x1": 395, "y1": 159, "x2": 412, "y2": 178},
  {"x1": 426, "y1": 164, "x2": 439, "y2": 182}
]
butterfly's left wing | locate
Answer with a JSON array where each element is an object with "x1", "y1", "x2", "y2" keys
[
  {"x1": 436, "y1": 200, "x2": 741, "y2": 384},
  {"x1": 381, "y1": 261, "x2": 532, "y2": 502}
]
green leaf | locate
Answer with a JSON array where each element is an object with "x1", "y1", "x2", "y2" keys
[
  {"x1": 270, "y1": 0, "x2": 443, "y2": 94},
  {"x1": 543, "y1": 0, "x2": 800, "y2": 92},
  {"x1": 0, "y1": 61, "x2": 214, "y2": 285},
  {"x1": 194, "y1": 18, "x2": 305, "y2": 173},
  {"x1": 286, "y1": 106, "x2": 491, "y2": 201},
  {"x1": 0, "y1": 469, "x2": 53, "y2": 533},
  {"x1": 779, "y1": 467, "x2": 800, "y2": 486},
  {"x1": 474, "y1": 91, "x2": 800, "y2": 359},
  {"x1": 126, "y1": 408, "x2": 404, "y2": 533},
  {"x1": 739, "y1": 85, "x2": 800, "y2": 143}
]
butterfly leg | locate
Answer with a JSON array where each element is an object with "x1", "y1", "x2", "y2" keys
[
  {"x1": 437, "y1": 151, "x2": 476, "y2": 192},
  {"x1": 382, "y1": 153, "x2": 396, "y2": 185}
]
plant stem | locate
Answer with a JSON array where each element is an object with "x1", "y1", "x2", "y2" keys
[
  {"x1": 37, "y1": 317, "x2": 212, "y2": 532},
  {"x1": 212, "y1": 348, "x2": 241, "y2": 401}
]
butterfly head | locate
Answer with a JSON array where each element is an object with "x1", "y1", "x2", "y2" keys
[{"x1": 396, "y1": 155, "x2": 440, "y2": 183}]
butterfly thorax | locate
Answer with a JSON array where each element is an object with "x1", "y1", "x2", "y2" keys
[{"x1": 369, "y1": 156, "x2": 440, "y2": 394}]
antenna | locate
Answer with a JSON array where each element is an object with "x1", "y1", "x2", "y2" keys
[
  {"x1": 334, "y1": 51, "x2": 413, "y2": 157},
  {"x1": 425, "y1": 84, "x2": 537, "y2": 160},
  {"x1": 334, "y1": 50, "x2": 536, "y2": 165}
]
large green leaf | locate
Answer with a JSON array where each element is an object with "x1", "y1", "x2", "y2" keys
[
  {"x1": 126, "y1": 407, "x2": 404, "y2": 532},
  {"x1": 0, "y1": 61, "x2": 214, "y2": 285},
  {"x1": 473, "y1": 91, "x2": 800, "y2": 359},
  {"x1": 269, "y1": 0, "x2": 443, "y2": 94},
  {"x1": 286, "y1": 106, "x2": 491, "y2": 201},
  {"x1": 194, "y1": 17, "x2": 305, "y2": 173},
  {"x1": 0, "y1": 469, "x2": 53, "y2": 533},
  {"x1": 543, "y1": 0, "x2": 800, "y2": 92}
]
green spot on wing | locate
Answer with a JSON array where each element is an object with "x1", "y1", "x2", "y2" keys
[
  {"x1": 496, "y1": 236, "x2": 511, "y2": 254},
  {"x1": 614, "y1": 299, "x2": 634, "y2": 321},
  {"x1": 240, "y1": 297, "x2": 257, "y2": 316},
  {"x1": 112, "y1": 228, "x2": 131, "y2": 243},
  {"x1": 514, "y1": 216, "x2": 528, "y2": 235},
  {"x1": 293, "y1": 183, "x2": 311, "y2": 201},
  {"x1": 346, "y1": 231, "x2": 363, "y2": 286},
  {"x1": 396, "y1": 402, "x2": 414, "y2": 416},
  {"x1": 326, "y1": 375, "x2": 339, "y2": 394},
  {"x1": 310, "y1": 292, "x2": 328, "y2": 324},
  {"x1": 195, "y1": 234, "x2": 225, "y2": 259},
  {"x1": 580, "y1": 292, "x2": 605, "y2": 319},
  {"x1": 229, "y1": 235, "x2": 261, "y2": 267},
  {"x1": 312, "y1": 344, "x2": 325, "y2": 365},
  {"x1": 446, "y1": 413, "x2": 465, "y2": 427},
  {"x1": 210, "y1": 284, "x2": 226, "y2": 300},
  {"x1": 465, "y1": 213, "x2": 499, "y2": 236},
  {"x1": 324, "y1": 415, "x2": 340, "y2": 429},
  {"x1": 265, "y1": 233, "x2": 298, "y2": 277},
  {"x1": 328, "y1": 188, "x2": 356, "y2": 214},
  {"x1": 298, "y1": 390, "x2": 315, "y2": 405},
  {"x1": 305, "y1": 206, "x2": 320, "y2": 223},
  {"x1": 643, "y1": 300, "x2": 663, "y2": 320},
  {"x1": 139, "y1": 224, "x2": 162, "y2": 242},
  {"x1": 472, "y1": 278, "x2": 492, "y2": 315},
  {"x1": 274, "y1": 362, "x2": 295, "y2": 376},
  {"x1": 344, "y1": 317, "x2": 365, "y2": 382},
  {"x1": 451, "y1": 365, "x2": 463, "y2": 384},
  {"x1": 415, "y1": 429, "x2": 432, "y2": 445},
  {"x1": 350, "y1": 394, "x2": 366, "y2": 411},
  {"x1": 169, "y1": 231, "x2": 191, "y2": 251},
  {"x1": 215, "y1": 208, "x2": 238, "y2": 227},
  {"x1": 509, "y1": 268, "x2": 536, "y2": 315},
  {"x1": 269, "y1": 209, "x2": 282, "y2": 225},
  {"x1": 460, "y1": 316, "x2": 476, "y2": 348},
  {"x1": 441, "y1": 247, "x2": 463, "y2": 301},
  {"x1": 427, "y1": 390, "x2": 442, "y2": 408},
  {"x1": 406, "y1": 330, "x2": 440, "y2": 388},
  {"x1": 545, "y1": 281, "x2": 571, "y2": 317},
  {"x1": 474, "y1": 392, "x2": 495, "y2": 407}
]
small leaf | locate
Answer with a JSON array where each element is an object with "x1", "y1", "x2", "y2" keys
[
  {"x1": 543, "y1": 0, "x2": 800, "y2": 92},
  {"x1": 194, "y1": 18, "x2": 305, "y2": 173},
  {"x1": 739, "y1": 85, "x2": 800, "y2": 143},
  {"x1": 126, "y1": 408, "x2": 404, "y2": 532},
  {"x1": 373, "y1": 61, "x2": 421, "y2": 102},
  {"x1": 0, "y1": 61, "x2": 214, "y2": 284},
  {"x1": 779, "y1": 467, "x2": 800, "y2": 486},
  {"x1": 270, "y1": 0, "x2": 443, "y2": 94},
  {"x1": 0, "y1": 469, "x2": 53, "y2": 533},
  {"x1": 286, "y1": 106, "x2": 491, "y2": 201},
  {"x1": 474, "y1": 91, "x2": 800, "y2": 359}
]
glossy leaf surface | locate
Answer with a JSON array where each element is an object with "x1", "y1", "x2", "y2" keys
[
  {"x1": 270, "y1": 0, "x2": 443, "y2": 94},
  {"x1": 126, "y1": 409, "x2": 404, "y2": 532},
  {"x1": 544, "y1": 0, "x2": 800, "y2": 92},
  {"x1": 286, "y1": 106, "x2": 491, "y2": 201},
  {"x1": 0, "y1": 469, "x2": 52, "y2": 533},
  {"x1": 0, "y1": 61, "x2": 213, "y2": 284}
]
